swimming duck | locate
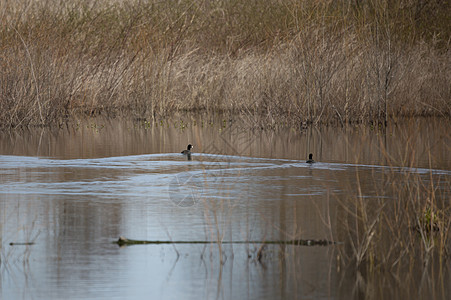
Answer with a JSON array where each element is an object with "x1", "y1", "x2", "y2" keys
[
  {"x1": 181, "y1": 144, "x2": 193, "y2": 155},
  {"x1": 306, "y1": 153, "x2": 315, "y2": 164}
]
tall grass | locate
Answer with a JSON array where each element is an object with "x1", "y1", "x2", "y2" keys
[
  {"x1": 337, "y1": 150, "x2": 451, "y2": 298},
  {"x1": 340, "y1": 168, "x2": 450, "y2": 265},
  {"x1": 0, "y1": 0, "x2": 450, "y2": 127}
]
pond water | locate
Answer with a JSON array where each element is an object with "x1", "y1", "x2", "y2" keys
[{"x1": 0, "y1": 116, "x2": 450, "y2": 300}]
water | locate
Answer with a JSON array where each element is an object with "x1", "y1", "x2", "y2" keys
[{"x1": 0, "y1": 116, "x2": 450, "y2": 299}]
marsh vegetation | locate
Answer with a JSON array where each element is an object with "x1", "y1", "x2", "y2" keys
[
  {"x1": 1, "y1": 1, "x2": 450, "y2": 298},
  {"x1": 0, "y1": 0, "x2": 450, "y2": 128}
]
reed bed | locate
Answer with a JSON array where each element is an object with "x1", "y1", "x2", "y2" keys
[
  {"x1": 340, "y1": 169, "x2": 450, "y2": 265},
  {"x1": 337, "y1": 152, "x2": 451, "y2": 298},
  {"x1": 0, "y1": 0, "x2": 450, "y2": 128}
]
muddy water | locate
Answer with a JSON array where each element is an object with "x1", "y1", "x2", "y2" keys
[{"x1": 0, "y1": 116, "x2": 450, "y2": 300}]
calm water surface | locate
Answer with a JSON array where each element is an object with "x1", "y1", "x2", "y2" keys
[{"x1": 0, "y1": 116, "x2": 450, "y2": 300}]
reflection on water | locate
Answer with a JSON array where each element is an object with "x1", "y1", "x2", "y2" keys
[{"x1": 0, "y1": 116, "x2": 450, "y2": 299}]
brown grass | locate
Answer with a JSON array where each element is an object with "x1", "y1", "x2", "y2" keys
[
  {"x1": 336, "y1": 144, "x2": 451, "y2": 298},
  {"x1": 0, "y1": 0, "x2": 450, "y2": 128},
  {"x1": 340, "y1": 169, "x2": 450, "y2": 265}
]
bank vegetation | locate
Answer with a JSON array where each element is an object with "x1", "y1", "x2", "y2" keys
[{"x1": 1, "y1": 0, "x2": 450, "y2": 128}]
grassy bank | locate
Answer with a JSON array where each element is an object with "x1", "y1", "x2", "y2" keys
[{"x1": 1, "y1": 0, "x2": 450, "y2": 128}]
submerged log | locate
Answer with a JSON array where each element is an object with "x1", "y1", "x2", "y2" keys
[
  {"x1": 115, "y1": 236, "x2": 336, "y2": 246},
  {"x1": 9, "y1": 242, "x2": 35, "y2": 246}
]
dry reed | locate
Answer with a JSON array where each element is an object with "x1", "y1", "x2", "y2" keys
[
  {"x1": 336, "y1": 143, "x2": 451, "y2": 298},
  {"x1": 0, "y1": 0, "x2": 450, "y2": 128}
]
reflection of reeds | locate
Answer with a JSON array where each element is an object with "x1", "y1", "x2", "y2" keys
[
  {"x1": 0, "y1": 201, "x2": 39, "y2": 271},
  {"x1": 1, "y1": 0, "x2": 449, "y2": 127}
]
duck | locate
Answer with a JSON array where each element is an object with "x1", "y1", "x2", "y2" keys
[
  {"x1": 306, "y1": 153, "x2": 315, "y2": 164},
  {"x1": 181, "y1": 144, "x2": 193, "y2": 155}
]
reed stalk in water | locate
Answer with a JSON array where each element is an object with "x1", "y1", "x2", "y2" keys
[{"x1": 337, "y1": 136, "x2": 450, "y2": 299}]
